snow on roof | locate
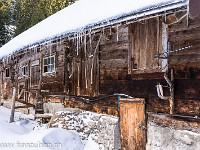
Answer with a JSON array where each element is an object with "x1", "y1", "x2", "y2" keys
[{"x1": 0, "y1": 0, "x2": 187, "y2": 58}]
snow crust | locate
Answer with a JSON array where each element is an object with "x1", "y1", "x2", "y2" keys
[{"x1": 0, "y1": 0, "x2": 182, "y2": 58}]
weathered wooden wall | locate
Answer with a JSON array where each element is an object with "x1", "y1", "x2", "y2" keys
[
  {"x1": 167, "y1": 15, "x2": 200, "y2": 116},
  {"x1": 0, "y1": 14, "x2": 199, "y2": 117}
]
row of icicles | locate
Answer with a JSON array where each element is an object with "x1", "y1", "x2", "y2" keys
[{"x1": 2, "y1": 25, "x2": 120, "y2": 89}]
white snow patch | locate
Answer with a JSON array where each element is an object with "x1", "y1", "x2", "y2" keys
[
  {"x1": 43, "y1": 129, "x2": 84, "y2": 150},
  {"x1": 0, "y1": 106, "x2": 99, "y2": 150}
]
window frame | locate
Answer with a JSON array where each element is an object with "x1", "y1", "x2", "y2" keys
[
  {"x1": 21, "y1": 64, "x2": 29, "y2": 76},
  {"x1": 43, "y1": 55, "x2": 55, "y2": 74}
]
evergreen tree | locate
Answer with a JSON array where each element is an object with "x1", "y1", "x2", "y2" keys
[
  {"x1": 0, "y1": 0, "x2": 14, "y2": 47},
  {"x1": 14, "y1": 0, "x2": 76, "y2": 37}
]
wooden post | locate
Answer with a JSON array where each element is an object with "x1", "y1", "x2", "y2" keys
[
  {"x1": 163, "y1": 69, "x2": 175, "y2": 114},
  {"x1": 170, "y1": 69, "x2": 175, "y2": 114},
  {"x1": 9, "y1": 87, "x2": 16, "y2": 123},
  {"x1": 38, "y1": 54, "x2": 43, "y2": 95}
]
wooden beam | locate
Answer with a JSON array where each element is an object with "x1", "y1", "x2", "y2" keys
[
  {"x1": 170, "y1": 69, "x2": 175, "y2": 114},
  {"x1": 9, "y1": 88, "x2": 17, "y2": 123},
  {"x1": 16, "y1": 99, "x2": 35, "y2": 107},
  {"x1": 15, "y1": 105, "x2": 34, "y2": 109}
]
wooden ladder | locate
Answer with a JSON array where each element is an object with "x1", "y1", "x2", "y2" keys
[
  {"x1": 10, "y1": 88, "x2": 35, "y2": 123},
  {"x1": 15, "y1": 89, "x2": 35, "y2": 109}
]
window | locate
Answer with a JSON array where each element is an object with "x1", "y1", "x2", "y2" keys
[
  {"x1": 22, "y1": 65, "x2": 28, "y2": 76},
  {"x1": 43, "y1": 56, "x2": 55, "y2": 73},
  {"x1": 5, "y1": 68, "x2": 9, "y2": 77}
]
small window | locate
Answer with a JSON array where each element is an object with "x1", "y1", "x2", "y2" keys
[
  {"x1": 6, "y1": 68, "x2": 10, "y2": 77},
  {"x1": 22, "y1": 65, "x2": 28, "y2": 76},
  {"x1": 43, "y1": 56, "x2": 55, "y2": 73}
]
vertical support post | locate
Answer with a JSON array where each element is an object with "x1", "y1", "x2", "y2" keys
[
  {"x1": 10, "y1": 87, "x2": 16, "y2": 123},
  {"x1": 157, "y1": 16, "x2": 160, "y2": 68},
  {"x1": 39, "y1": 54, "x2": 43, "y2": 95},
  {"x1": 169, "y1": 69, "x2": 174, "y2": 114},
  {"x1": 64, "y1": 46, "x2": 67, "y2": 94},
  {"x1": 1, "y1": 71, "x2": 3, "y2": 99}
]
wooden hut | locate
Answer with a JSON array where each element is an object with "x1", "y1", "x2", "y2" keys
[
  {"x1": 1, "y1": 0, "x2": 200, "y2": 149},
  {"x1": 0, "y1": 0, "x2": 199, "y2": 116}
]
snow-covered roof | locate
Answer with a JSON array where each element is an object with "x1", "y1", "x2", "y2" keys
[{"x1": 0, "y1": 0, "x2": 188, "y2": 58}]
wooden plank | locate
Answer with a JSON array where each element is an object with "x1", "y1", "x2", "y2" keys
[
  {"x1": 15, "y1": 105, "x2": 34, "y2": 109},
  {"x1": 169, "y1": 27, "x2": 200, "y2": 43},
  {"x1": 168, "y1": 16, "x2": 200, "y2": 32},
  {"x1": 99, "y1": 59, "x2": 128, "y2": 70},
  {"x1": 120, "y1": 98, "x2": 146, "y2": 150},
  {"x1": 99, "y1": 49, "x2": 128, "y2": 60},
  {"x1": 16, "y1": 99, "x2": 35, "y2": 107},
  {"x1": 100, "y1": 42, "x2": 129, "y2": 52}
]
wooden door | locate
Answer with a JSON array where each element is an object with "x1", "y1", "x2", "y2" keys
[
  {"x1": 119, "y1": 98, "x2": 146, "y2": 150},
  {"x1": 30, "y1": 60, "x2": 40, "y2": 87}
]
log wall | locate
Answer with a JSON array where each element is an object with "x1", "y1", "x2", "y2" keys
[{"x1": 0, "y1": 14, "x2": 199, "y2": 117}]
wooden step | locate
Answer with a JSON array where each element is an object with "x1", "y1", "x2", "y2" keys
[
  {"x1": 35, "y1": 109, "x2": 44, "y2": 112},
  {"x1": 16, "y1": 99, "x2": 35, "y2": 107}
]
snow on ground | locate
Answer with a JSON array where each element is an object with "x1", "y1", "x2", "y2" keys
[
  {"x1": 0, "y1": 106, "x2": 99, "y2": 150},
  {"x1": 0, "y1": 0, "x2": 185, "y2": 58}
]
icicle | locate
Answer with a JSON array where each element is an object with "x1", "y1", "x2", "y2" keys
[
  {"x1": 3, "y1": 58, "x2": 5, "y2": 67},
  {"x1": 80, "y1": 32, "x2": 83, "y2": 44},
  {"x1": 77, "y1": 33, "x2": 79, "y2": 55},
  {"x1": 103, "y1": 27, "x2": 105, "y2": 35},
  {"x1": 117, "y1": 24, "x2": 119, "y2": 42},
  {"x1": 84, "y1": 32, "x2": 87, "y2": 57},
  {"x1": 6, "y1": 56, "x2": 8, "y2": 64},
  {"x1": 74, "y1": 33, "x2": 77, "y2": 44},
  {"x1": 110, "y1": 25, "x2": 112, "y2": 35},
  {"x1": 34, "y1": 46, "x2": 36, "y2": 53},
  {"x1": 89, "y1": 29, "x2": 92, "y2": 47},
  {"x1": 57, "y1": 39, "x2": 58, "y2": 50},
  {"x1": 79, "y1": 33, "x2": 81, "y2": 47},
  {"x1": 60, "y1": 37, "x2": 62, "y2": 45},
  {"x1": 91, "y1": 62, "x2": 93, "y2": 84},
  {"x1": 164, "y1": 10, "x2": 166, "y2": 22},
  {"x1": 187, "y1": 3, "x2": 189, "y2": 27},
  {"x1": 85, "y1": 61, "x2": 88, "y2": 89},
  {"x1": 50, "y1": 40, "x2": 52, "y2": 56}
]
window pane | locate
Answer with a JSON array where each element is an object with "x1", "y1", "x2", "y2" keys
[
  {"x1": 48, "y1": 65, "x2": 51, "y2": 72},
  {"x1": 22, "y1": 68, "x2": 24, "y2": 76},
  {"x1": 44, "y1": 66, "x2": 48, "y2": 73},
  {"x1": 48, "y1": 58, "x2": 50, "y2": 65},
  {"x1": 6, "y1": 68, "x2": 9, "y2": 77},
  {"x1": 44, "y1": 59, "x2": 48, "y2": 65},
  {"x1": 51, "y1": 64, "x2": 55, "y2": 72},
  {"x1": 26, "y1": 66, "x2": 28, "y2": 75},
  {"x1": 24, "y1": 67, "x2": 26, "y2": 75},
  {"x1": 51, "y1": 57, "x2": 54, "y2": 64}
]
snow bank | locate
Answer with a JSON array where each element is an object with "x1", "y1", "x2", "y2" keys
[
  {"x1": 0, "y1": 106, "x2": 99, "y2": 150},
  {"x1": 50, "y1": 109, "x2": 120, "y2": 149},
  {"x1": 43, "y1": 129, "x2": 84, "y2": 150},
  {"x1": 0, "y1": 0, "x2": 184, "y2": 58}
]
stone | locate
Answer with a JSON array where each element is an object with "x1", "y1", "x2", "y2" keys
[
  {"x1": 98, "y1": 137, "x2": 104, "y2": 144},
  {"x1": 87, "y1": 121, "x2": 96, "y2": 127},
  {"x1": 180, "y1": 134, "x2": 193, "y2": 145},
  {"x1": 91, "y1": 115, "x2": 101, "y2": 121}
]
